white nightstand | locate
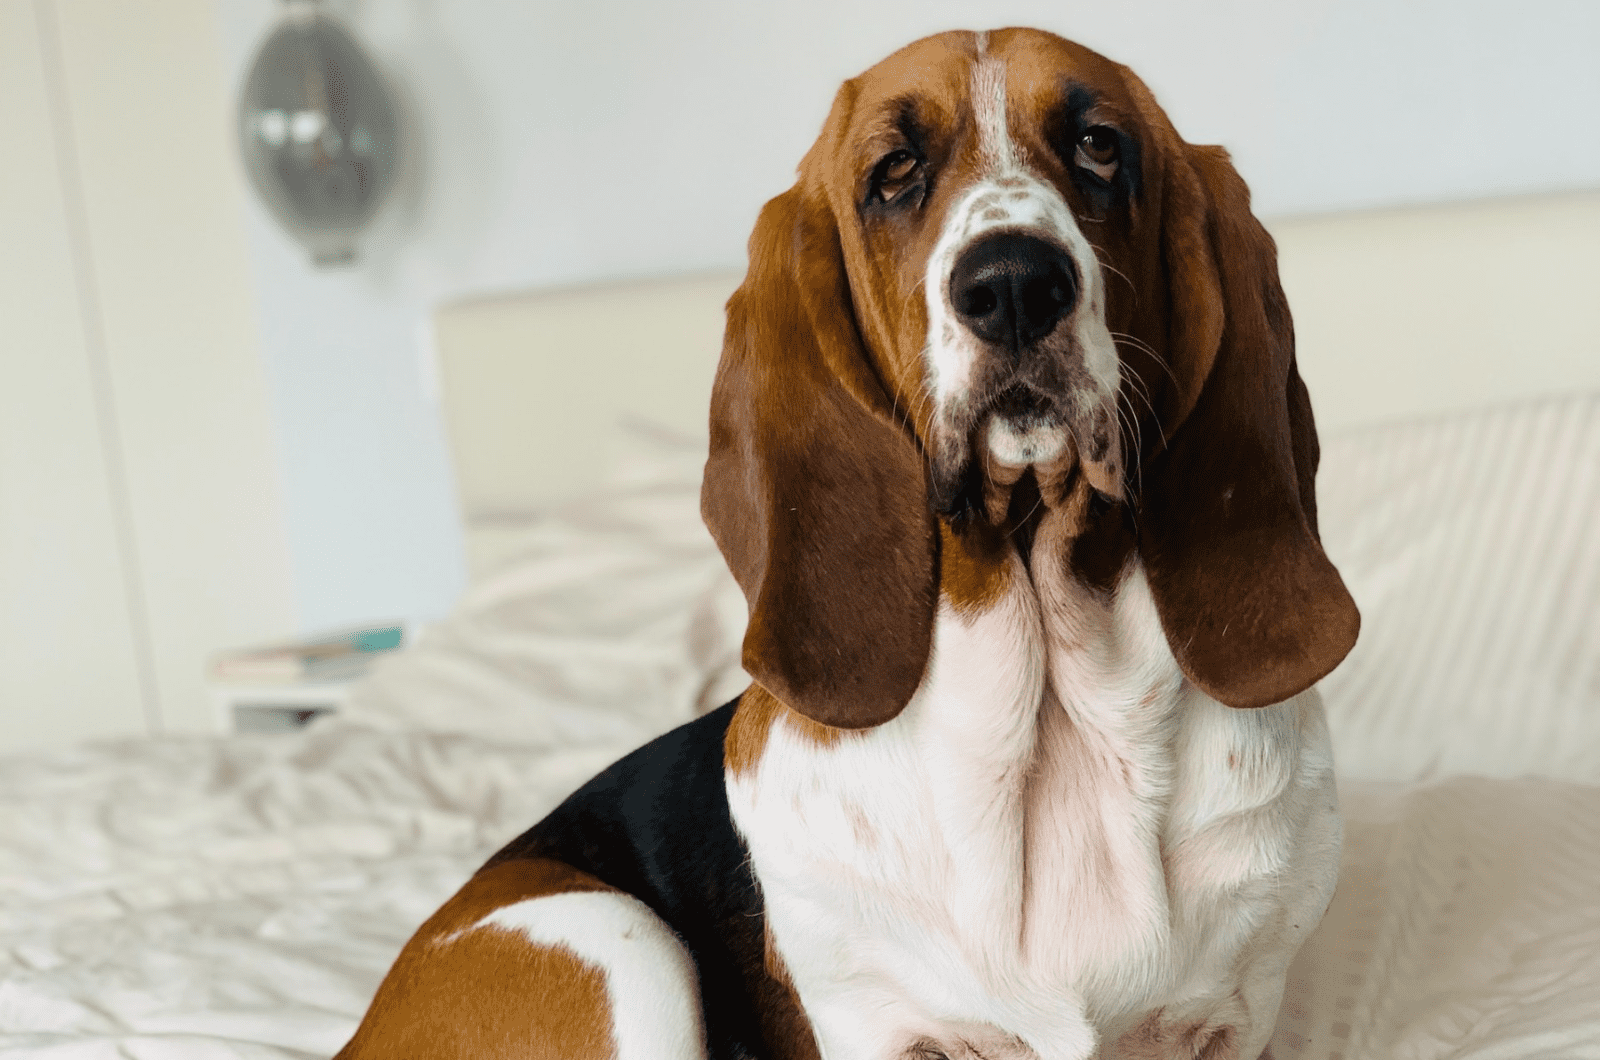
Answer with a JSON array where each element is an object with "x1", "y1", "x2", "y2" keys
[{"x1": 209, "y1": 677, "x2": 360, "y2": 734}]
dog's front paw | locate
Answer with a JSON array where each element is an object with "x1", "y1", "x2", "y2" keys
[{"x1": 905, "y1": 1026, "x2": 1037, "y2": 1060}]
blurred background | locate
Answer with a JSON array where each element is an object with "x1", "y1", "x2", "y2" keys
[{"x1": 5, "y1": 0, "x2": 1599, "y2": 751}]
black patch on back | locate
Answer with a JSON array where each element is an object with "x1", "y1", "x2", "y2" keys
[{"x1": 483, "y1": 697, "x2": 784, "y2": 1060}]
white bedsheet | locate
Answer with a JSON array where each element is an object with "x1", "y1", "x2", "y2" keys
[
  {"x1": 0, "y1": 724, "x2": 636, "y2": 1058},
  {"x1": 4, "y1": 730, "x2": 1597, "y2": 1059},
  {"x1": 3, "y1": 399, "x2": 1597, "y2": 1058}
]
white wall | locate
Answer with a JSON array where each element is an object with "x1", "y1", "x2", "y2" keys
[{"x1": 211, "y1": 0, "x2": 1600, "y2": 632}]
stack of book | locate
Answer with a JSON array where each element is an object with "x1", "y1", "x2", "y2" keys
[
  {"x1": 210, "y1": 624, "x2": 406, "y2": 686},
  {"x1": 209, "y1": 625, "x2": 408, "y2": 733}
]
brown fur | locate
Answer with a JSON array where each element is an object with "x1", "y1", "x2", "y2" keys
[
  {"x1": 1127, "y1": 123, "x2": 1360, "y2": 707},
  {"x1": 336, "y1": 859, "x2": 620, "y2": 1060},
  {"x1": 701, "y1": 184, "x2": 939, "y2": 729},
  {"x1": 938, "y1": 519, "x2": 1013, "y2": 616}
]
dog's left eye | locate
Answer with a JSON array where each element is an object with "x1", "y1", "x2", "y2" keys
[
  {"x1": 870, "y1": 149, "x2": 924, "y2": 205},
  {"x1": 1075, "y1": 127, "x2": 1119, "y2": 182}
]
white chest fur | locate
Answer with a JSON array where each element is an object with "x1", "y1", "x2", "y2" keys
[{"x1": 725, "y1": 519, "x2": 1341, "y2": 1060}]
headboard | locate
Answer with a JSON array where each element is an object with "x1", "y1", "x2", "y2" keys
[
  {"x1": 436, "y1": 271, "x2": 739, "y2": 521},
  {"x1": 435, "y1": 191, "x2": 1600, "y2": 571}
]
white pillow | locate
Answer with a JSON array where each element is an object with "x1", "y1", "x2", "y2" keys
[
  {"x1": 1316, "y1": 393, "x2": 1600, "y2": 783},
  {"x1": 346, "y1": 421, "x2": 747, "y2": 746}
]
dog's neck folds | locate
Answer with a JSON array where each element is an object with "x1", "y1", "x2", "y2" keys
[{"x1": 726, "y1": 507, "x2": 1340, "y2": 1060}]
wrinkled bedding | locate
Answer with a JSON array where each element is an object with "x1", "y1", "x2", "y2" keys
[
  {"x1": 3, "y1": 398, "x2": 1598, "y2": 1059},
  {"x1": 0, "y1": 723, "x2": 629, "y2": 1059}
]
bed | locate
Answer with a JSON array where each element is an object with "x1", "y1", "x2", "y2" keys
[{"x1": 2, "y1": 191, "x2": 1598, "y2": 1059}]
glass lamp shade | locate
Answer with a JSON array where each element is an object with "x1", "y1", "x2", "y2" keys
[{"x1": 238, "y1": 4, "x2": 399, "y2": 267}]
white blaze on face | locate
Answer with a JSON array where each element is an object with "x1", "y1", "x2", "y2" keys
[
  {"x1": 923, "y1": 40, "x2": 1121, "y2": 469},
  {"x1": 972, "y1": 44, "x2": 1017, "y2": 173}
]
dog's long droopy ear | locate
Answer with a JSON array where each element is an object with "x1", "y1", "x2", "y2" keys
[
  {"x1": 1136, "y1": 139, "x2": 1360, "y2": 709},
  {"x1": 701, "y1": 186, "x2": 938, "y2": 729}
]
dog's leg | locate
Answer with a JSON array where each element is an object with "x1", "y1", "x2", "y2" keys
[{"x1": 337, "y1": 857, "x2": 706, "y2": 1060}]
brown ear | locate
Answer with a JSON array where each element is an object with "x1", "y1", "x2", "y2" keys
[
  {"x1": 701, "y1": 186, "x2": 937, "y2": 729},
  {"x1": 1136, "y1": 142, "x2": 1360, "y2": 709}
]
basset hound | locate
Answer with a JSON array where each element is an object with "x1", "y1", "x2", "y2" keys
[{"x1": 337, "y1": 27, "x2": 1359, "y2": 1060}]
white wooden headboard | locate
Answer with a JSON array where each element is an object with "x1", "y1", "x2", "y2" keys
[{"x1": 436, "y1": 190, "x2": 1600, "y2": 535}]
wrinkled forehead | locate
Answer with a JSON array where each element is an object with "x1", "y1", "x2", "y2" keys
[
  {"x1": 841, "y1": 31, "x2": 973, "y2": 137},
  {"x1": 836, "y1": 29, "x2": 1135, "y2": 161}
]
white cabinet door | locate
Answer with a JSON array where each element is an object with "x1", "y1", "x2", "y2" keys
[
  {"x1": 0, "y1": 0, "x2": 152, "y2": 749},
  {"x1": 48, "y1": 0, "x2": 296, "y2": 737},
  {"x1": 0, "y1": 0, "x2": 296, "y2": 752}
]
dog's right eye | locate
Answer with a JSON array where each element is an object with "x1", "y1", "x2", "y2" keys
[{"x1": 870, "y1": 149, "x2": 925, "y2": 205}]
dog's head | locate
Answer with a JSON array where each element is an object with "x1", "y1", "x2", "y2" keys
[{"x1": 702, "y1": 29, "x2": 1359, "y2": 727}]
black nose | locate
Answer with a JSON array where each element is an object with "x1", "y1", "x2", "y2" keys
[{"x1": 948, "y1": 232, "x2": 1078, "y2": 351}]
